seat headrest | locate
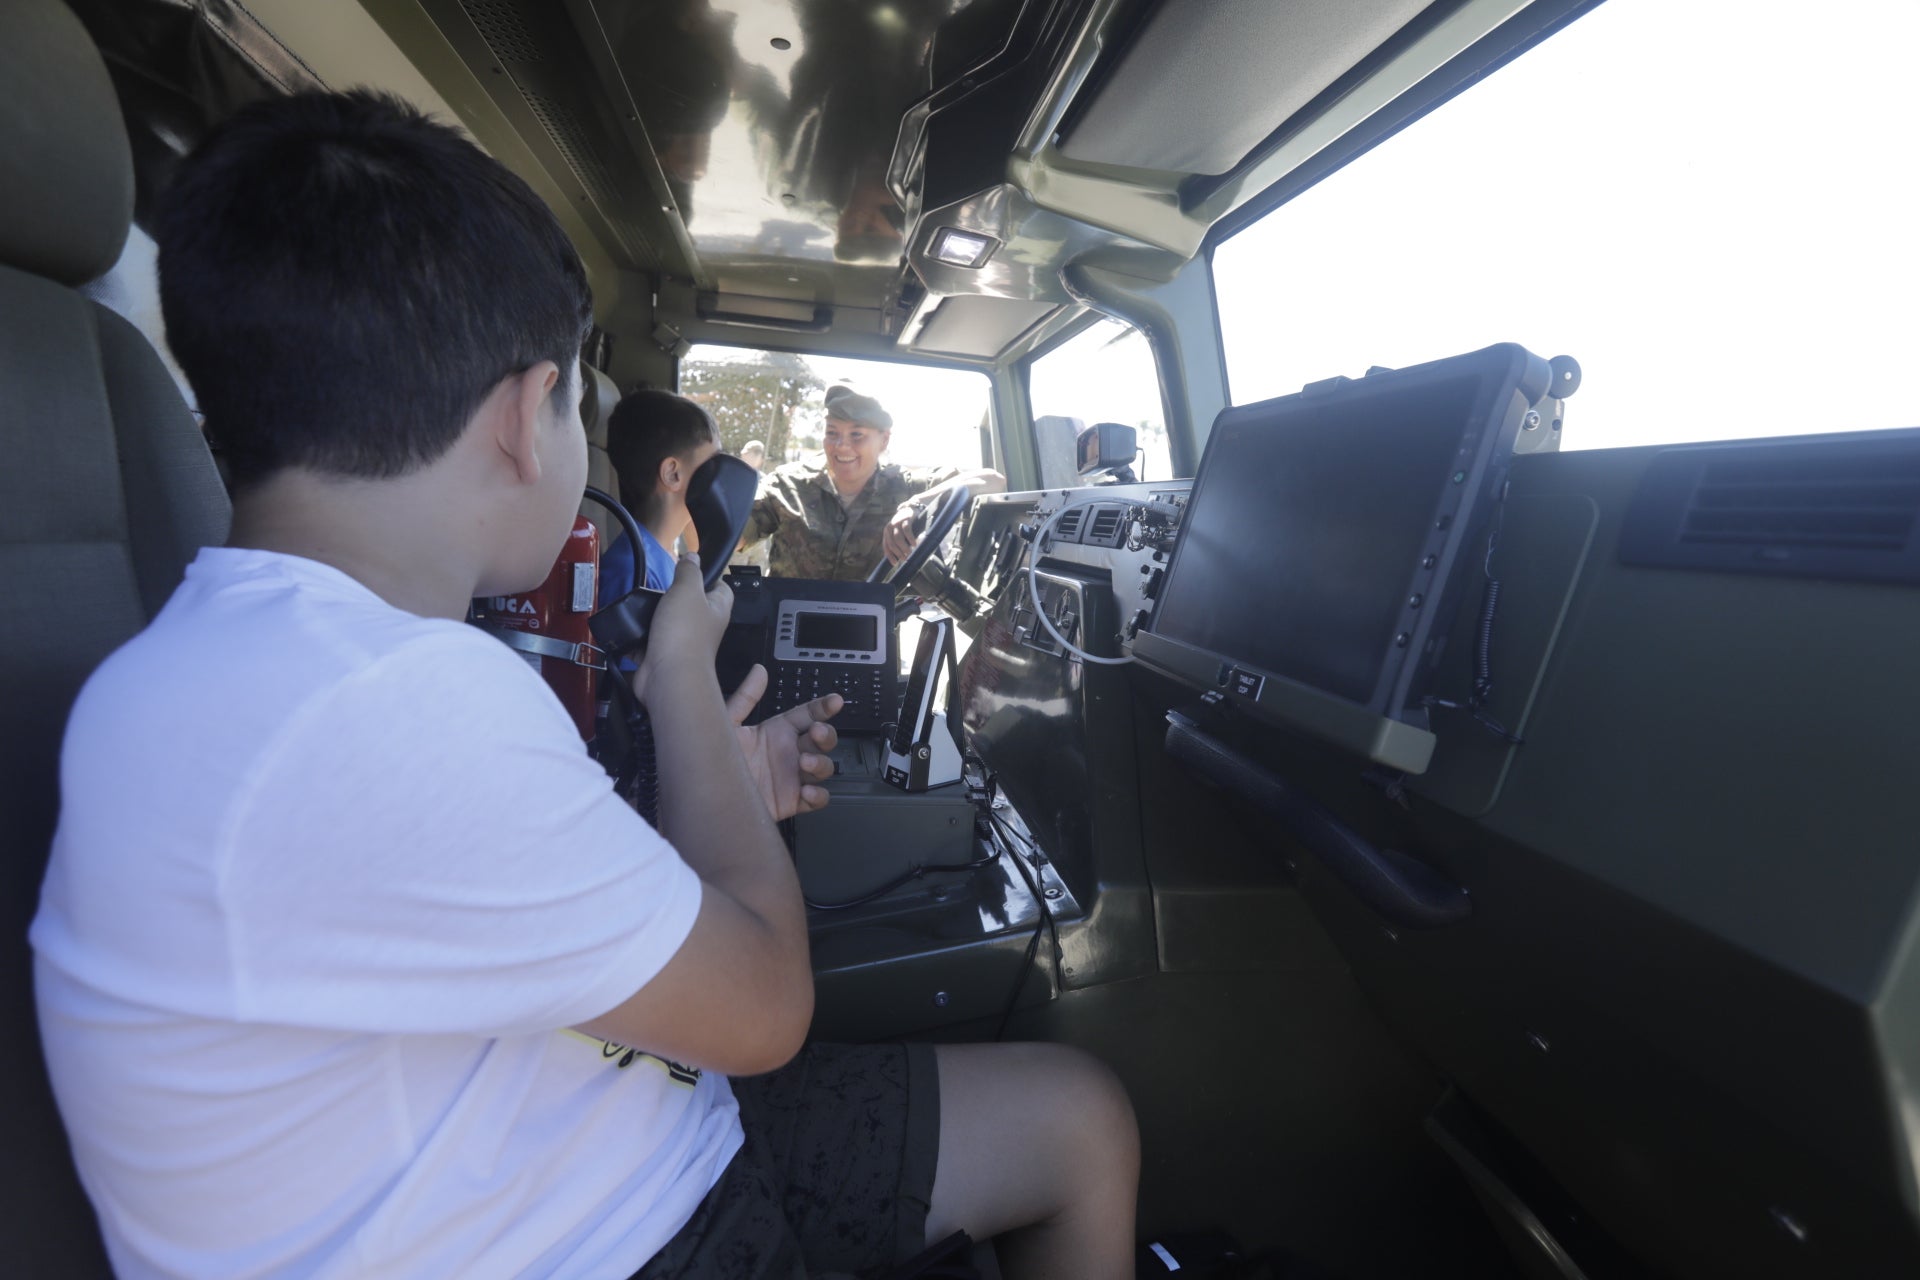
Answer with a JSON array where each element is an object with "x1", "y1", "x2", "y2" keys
[
  {"x1": 580, "y1": 365, "x2": 620, "y2": 450},
  {"x1": 0, "y1": 0, "x2": 134, "y2": 285}
]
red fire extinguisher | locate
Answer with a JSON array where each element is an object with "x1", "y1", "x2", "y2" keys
[{"x1": 472, "y1": 517, "x2": 602, "y2": 740}]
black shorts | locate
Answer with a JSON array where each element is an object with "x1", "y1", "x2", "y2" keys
[{"x1": 630, "y1": 1042, "x2": 940, "y2": 1280}]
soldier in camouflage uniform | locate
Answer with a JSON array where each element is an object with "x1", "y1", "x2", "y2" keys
[{"x1": 738, "y1": 385, "x2": 1003, "y2": 580}]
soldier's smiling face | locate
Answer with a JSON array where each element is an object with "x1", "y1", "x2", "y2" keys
[{"x1": 823, "y1": 415, "x2": 887, "y2": 491}]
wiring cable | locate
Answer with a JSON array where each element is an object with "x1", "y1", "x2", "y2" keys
[
  {"x1": 581, "y1": 485, "x2": 642, "y2": 600},
  {"x1": 988, "y1": 805, "x2": 1062, "y2": 1041},
  {"x1": 1421, "y1": 506, "x2": 1524, "y2": 745},
  {"x1": 1024, "y1": 501, "x2": 1137, "y2": 666},
  {"x1": 802, "y1": 849, "x2": 999, "y2": 912}
]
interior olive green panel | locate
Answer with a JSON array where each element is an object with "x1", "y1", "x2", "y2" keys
[
  {"x1": 1001, "y1": 970, "x2": 1517, "y2": 1277},
  {"x1": 1479, "y1": 449, "x2": 1920, "y2": 1003},
  {"x1": 1141, "y1": 439, "x2": 1920, "y2": 1274},
  {"x1": 1410, "y1": 492, "x2": 1599, "y2": 817}
]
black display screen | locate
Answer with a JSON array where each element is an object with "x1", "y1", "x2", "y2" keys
[
  {"x1": 1150, "y1": 374, "x2": 1480, "y2": 705},
  {"x1": 796, "y1": 612, "x2": 879, "y2": 652}
]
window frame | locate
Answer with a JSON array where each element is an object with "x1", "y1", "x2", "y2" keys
[
  {"x1": 1202, "y1": 0, "x2": 1605, "y2": 406},
  {"x1": 1019, "y1": 311, "x2": 1175, "y2": 487}
]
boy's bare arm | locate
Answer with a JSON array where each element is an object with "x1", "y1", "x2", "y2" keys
[{"x1": 574, "y1": 559, "x2": 814, "y2": 1075}]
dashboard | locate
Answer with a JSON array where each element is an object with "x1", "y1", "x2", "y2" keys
[{"x1": 960, "y1": 482, "x2": 1189, "y2": 662}]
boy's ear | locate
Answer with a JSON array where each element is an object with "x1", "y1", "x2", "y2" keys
[
  {"x1": 496, "y1": 361, "x2": 562, "y2": 484},
  {"x1": 658, "y1": 454, "x2": 685, "y2": 494}
]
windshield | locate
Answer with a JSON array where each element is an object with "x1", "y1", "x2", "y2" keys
[
  {"x1": 1212, "y1": 0, "x2": 1920, "y2": 451},
  {"x1": 680, "y1": 344, "x2": 992, "y2": 473}
]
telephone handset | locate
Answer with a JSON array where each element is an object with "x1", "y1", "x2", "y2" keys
[
  {"x1": 582, "y1": 452, "x2": 759, "y2": 824},
  {"x1": 591, "y1": 452, "x2": 761, "y2": 659}
]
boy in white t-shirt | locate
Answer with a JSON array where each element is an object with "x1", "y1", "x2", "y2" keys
[{"x1": 30, "y1": 90, "x2": 1137, "y2": 1279}]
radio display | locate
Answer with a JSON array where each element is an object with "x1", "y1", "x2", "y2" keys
[{"x1": 795, "y1": 612, "x2": 879, "y2": 653}]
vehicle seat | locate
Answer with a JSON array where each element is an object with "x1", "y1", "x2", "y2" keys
[
  {"x1": 580, "y1": 363, "x2": 622, "y2": 547},
  {"x1": 0, "y1": 0, "x2": 231, "y2": 1273}
]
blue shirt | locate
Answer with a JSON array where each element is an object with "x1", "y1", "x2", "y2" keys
[{"x1": 597, "y1": 525, "x2": 677, "y2": 607}]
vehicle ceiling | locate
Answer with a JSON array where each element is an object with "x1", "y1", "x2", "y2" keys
[{"x1": 72, "y1": 0, "x2": 1561, "y2": 363}]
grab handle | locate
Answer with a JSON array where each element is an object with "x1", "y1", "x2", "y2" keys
[{"x1": 1165, "y1": 710, "x2": 1470, "y2": 929}]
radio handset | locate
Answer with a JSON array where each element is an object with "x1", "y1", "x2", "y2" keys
[
  {"x1": 591, "y1": 452, "x2": 761, "y2": 659},
  {"x1": 587, "y1": 453, "x2": 758, "y2": 827}
]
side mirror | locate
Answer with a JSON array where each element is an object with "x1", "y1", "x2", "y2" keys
[{"x1": 1077, "y1": 422, "x2": 1138, "y2": 480}]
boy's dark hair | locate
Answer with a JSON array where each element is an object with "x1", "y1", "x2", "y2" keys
[
  {"x1": 154, "y1": 90, "x2": 593, "y2": 488},
  {"x1": 605, "y1": 391, "x2": 720, "y2": 522}
]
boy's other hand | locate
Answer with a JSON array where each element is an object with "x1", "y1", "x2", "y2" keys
[
  {"x1": 633, "y1": 555, "x2": 731, "y2": 702},
  {"x1": 725, "y1": 665, "x2": 841, "y2": 820}
]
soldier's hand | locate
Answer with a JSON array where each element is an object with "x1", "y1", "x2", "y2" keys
[{"x1": 883, "y1": 501, "x2": 919, "y2": 564}]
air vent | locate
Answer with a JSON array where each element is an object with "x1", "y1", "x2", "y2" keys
[
  {"x1": 1679, "y1": 457, "x2": 1918, "y2": 550},
  {"x1": 1053, "y1": 507, "x2": 1086, "y2": 543},
  {"x1": 456, "y1": 0, "x2": 663, "y2": 271},
  {"x1": 461, "y1": 0, "x2": 544, "y2": 64},
  {"x1": 513, "y1": 92, "x2": 658, "y2": 266},
  {"x1": 1086, "y1": 504, "x2": 1129, "y2": 547},
  {"x1": 1619, "y1": 432, "x2": 1920, "y2": 584},
  {"x1": 520, "y1": 93, "x2": 609, "y2": 192}
]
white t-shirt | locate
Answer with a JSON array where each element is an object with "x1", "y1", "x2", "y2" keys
[{"x1": 30, "y1": 548, "x2": 742, "y2": 1280}]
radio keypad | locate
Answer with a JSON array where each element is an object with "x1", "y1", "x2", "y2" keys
[{"x1": 772, "y1": 662, "x2": 891, "y2": 729}]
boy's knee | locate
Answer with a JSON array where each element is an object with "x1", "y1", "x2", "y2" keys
[
  {"x1": 1031, "y1": 1043, "x2": 1139, "y2": 1171},
  {"x1": 1087, "y1": 1057, "x2": 1141, "y2": 1173}
]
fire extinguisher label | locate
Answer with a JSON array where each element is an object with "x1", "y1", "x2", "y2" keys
[{"x1": 570, "y1": 561, "x2": 596, "y2": 612}]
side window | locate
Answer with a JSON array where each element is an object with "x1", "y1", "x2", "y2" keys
[
  {"x1": 679, "y1": 344, "x2": 993, "y2": 475},
  {"x1": 1026, "y1": 318, "x2": 1169, "y2": 485},
  {"x1": 1211, "y1": 0, "x2": 1920, "y2": 451}
]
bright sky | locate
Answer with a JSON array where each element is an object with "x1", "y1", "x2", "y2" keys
[
  {"x1": 696, "y1": 0, "x2": 1918, "y2": 470},
  {"x1": 1028, "y1": 318, "x2": 1172, "y2": 480},
  {"x1": 1213, "y1": 0, "x2": 1920, "y2": 451}
]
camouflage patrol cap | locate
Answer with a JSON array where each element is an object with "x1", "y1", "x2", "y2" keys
[{"x1": 824, "y1": 384, "x2": 892, "y2": 430}]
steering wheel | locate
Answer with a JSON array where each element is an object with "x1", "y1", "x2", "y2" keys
[{"x1": 866, "y1": 483, "x2": 972, "y2": 598}]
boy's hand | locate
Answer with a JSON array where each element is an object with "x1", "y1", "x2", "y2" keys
[
  {"x1": 632, "y1": 555, "x2": 731, "y2": 703},
  {"x1": 725, "y1": 665, "x2": 841, "y2": 819}
]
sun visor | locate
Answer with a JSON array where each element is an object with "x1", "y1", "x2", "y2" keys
[
  {"x1": 913, "y1": 296, "x2": 1059, "y2": 359},
  {"x1": 1056, "y1": 0, "x2": 1433, "y2": 176}
]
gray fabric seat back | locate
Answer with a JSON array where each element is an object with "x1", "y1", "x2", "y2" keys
[
  {"x1": 579, "y1": 363, "x2": 622, "y2": 547},
  {"x1": 1, "y1": 1, "x2": 231, "y2": 1272}
]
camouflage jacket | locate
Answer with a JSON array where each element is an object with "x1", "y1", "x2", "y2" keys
[{"x1": 740, "y1": 460, "x2": 957, "y2": 580}]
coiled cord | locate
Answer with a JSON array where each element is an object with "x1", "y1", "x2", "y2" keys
[
  {"x1": 1024, "y1": 501, "x2": 1136, "y2": 666},
  {"x1": 1423, "y1": 527, "x2": 1522, "y2": 745}
]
